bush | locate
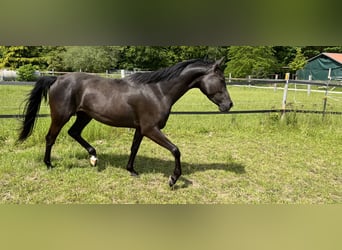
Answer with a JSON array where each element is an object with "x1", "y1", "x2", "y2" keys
[{"x1": 17, "y1": 64, "x2": 37, "y2": 81}]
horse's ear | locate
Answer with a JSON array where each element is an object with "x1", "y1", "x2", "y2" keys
[
  {"x1": 213, "y1": 57, "x2": 225, "y2": 71},
  {"x1": 215, "y1": 57, "x2": 225, "y2": 66}
]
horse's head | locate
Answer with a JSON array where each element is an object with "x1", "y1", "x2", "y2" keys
[{"x1": 197, "y1": 58, "x2": 233, "y2": 112}]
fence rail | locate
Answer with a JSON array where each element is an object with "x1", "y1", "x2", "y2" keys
[
  {"x1": 227, "y1": 77, "x2": 342, "y2": 87},
  {"x1": 2, "y1": 109, "x2": 342, "y2": 119}
]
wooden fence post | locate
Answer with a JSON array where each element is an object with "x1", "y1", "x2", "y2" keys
[
  {"x1": 281, "y1": 73, "x2": 290, "y2": 120},
  {"x1": 307, "y1": 75, "x2": 312, "y2": 96},
  {"x1": 121, "y1": 70, "x2": 125, "y2": 78},
  {"x1": 274, "y1": 74, "x2": 278, "y2": 92},
  {"x1": 322, "y1": 69, "x2": 332, "y2": 120},
  {"x1": 322, "y1": 81, "x2": 329, "y2": 120}
]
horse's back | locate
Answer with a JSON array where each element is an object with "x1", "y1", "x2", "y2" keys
[
  {"x1": 49, "y1": 72, "x2": 139, "y2": 127},
  {"x1": 50, "y1": 72, "x2": 125, "y2": 101}
]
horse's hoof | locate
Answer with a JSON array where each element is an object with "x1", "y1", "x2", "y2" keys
[
  {"x1": 45, "y1": 162, "x2": 54, "y2": 169},
  {"x1": 130, "y1": 170, "x2": 139, "y2": 177},
  {"x1": 168, "y1": 176, "x2": 177, "y2": 187},
  {"x1": 90, "y1": 155, "x2": 98, "y2": 167}
]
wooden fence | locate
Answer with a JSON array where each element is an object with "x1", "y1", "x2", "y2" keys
[{"x1": 226, "y1": 76, "x2": 342, "y2": 118}]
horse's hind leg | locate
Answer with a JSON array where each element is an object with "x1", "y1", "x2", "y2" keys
[
  {"x1": 67, "y1": 112, "x2": 97, "y2": 166},
  {"x1": 126, "y1": 128, "x2": 144, "y2": 176},
  {"x1": 44, "y1": 117, "x2": 70, "y2": 168}
]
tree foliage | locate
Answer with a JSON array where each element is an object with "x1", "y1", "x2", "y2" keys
[
  {"x1": 0, "y1": 46, "x2": 48, "y2": 69},
  {"x1": 273, "y1": 46, "x2": 297, "y2": 66},
  {"x1": 288, "y1": 48, "x2": 307, "y2": 72},
  {"x1": 225, "y1": 46, "x2": 277, "y2": 78},
  {"x1": 44, "y1": 46, "x2": 67, "y2": 71},
  {"x1": 1, "y1": 46, "x2": 342, "y2": 79},
  {"x1": 117, "y1": 46, "x2": 172, "y2": 70},
  {"x1": 117, "y1": 46, "x2": 228, "y2": 70},
  {"x1": 322, "y1": 46, "x2": 342, "y2": 53},
  {"x1": 17, "y1": 64, "x2": 37, "y2": 81},
  {"x1": 60, "y1": 46, "x2": 120, "y2": 72}
]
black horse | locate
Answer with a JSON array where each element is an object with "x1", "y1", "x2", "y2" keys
[{"x1": 18, "y1": 58, "x2": 233, "y2": 186}]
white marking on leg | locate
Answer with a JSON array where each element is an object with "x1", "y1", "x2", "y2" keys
[
  {"x1": 90, "y1": 155, "x2": 98, "y2": 166},
  {"x1": 168, "y1": 175, "x2": 174, "y2": 187}
]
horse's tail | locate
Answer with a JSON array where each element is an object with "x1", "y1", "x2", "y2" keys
[{"x1": 18, "y1": 76, "x2": 57, "y2": 142}]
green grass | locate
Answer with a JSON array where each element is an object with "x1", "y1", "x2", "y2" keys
[{"x1": 0, "y1": 85, "x2": 341, "y2": 203}]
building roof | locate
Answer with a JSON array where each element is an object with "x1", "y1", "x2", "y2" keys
[
  {"x1": 309, "y1": 53, "x2": 342, "y2": 65},
  {"x1": 323, "y1": 53, "x2": 342, "y2": 64}
]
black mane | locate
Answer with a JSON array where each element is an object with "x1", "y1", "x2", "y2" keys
[{"x1": 128, "y1": 59, "x2": 213, "y2": 84}]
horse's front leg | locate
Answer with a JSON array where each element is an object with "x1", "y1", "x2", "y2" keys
[{"x1": 142, "y1": 127, "x2": 181, "y2": 187}]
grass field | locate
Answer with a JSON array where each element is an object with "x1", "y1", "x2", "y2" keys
[{"x1": 0, "y1": 84, "x2": 341, "y2": 203}]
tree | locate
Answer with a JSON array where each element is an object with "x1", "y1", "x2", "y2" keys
[
  {"x1": 273, "y1": 46, "x2": 297, "y2": 66},
  {"x1": 117, "y1": 46, "x2": 229, "y2": 70},
  {"x1": 288, "y1": 48, "x2": 307, "y2": 72},
  {"x1": 17, "y1": 64, "x2": 37, "y2": 81},
  {"x1": 225, "y1": 46, "x2": 277, "y2": 78},
  {"x1": 1, "y1": 46, "x2": 47, "y2": 69},
  {"x1": 170, "y1": 46, "x2": 228, "y2": 62},
  {"x1": 323, "y1": 46, "x2": 342, "y2": 53},
  {"x1": 117, "y1": 46, "x2": 172, "y2": 70},
  {"x1": 44, "y1": 46, "x2": 67, "y2": 71},
  {"x1": 0, "y1": 46, "x2": 48, "y2": 69},
  {"x1": 61, "y1": 46, "x2": 120, "y2": 72},
  {"x1": 301, "y1": 46, "x2": 326, "y2": 59}
]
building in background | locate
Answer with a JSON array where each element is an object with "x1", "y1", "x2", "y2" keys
[{"x1": 297, "y1": 53, "x2": 342, "y2": 81}]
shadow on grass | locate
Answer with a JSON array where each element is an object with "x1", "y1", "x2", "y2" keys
[
  {"x1": 99, "y1": 153, "x2": 245, "y2": 174},
  {"x1": 58, "y1": 152, "x2": 246, "y2": 189}
]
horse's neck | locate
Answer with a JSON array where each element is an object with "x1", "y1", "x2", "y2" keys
[{"x1": 163, "y1": 68, "x2": 207, "y2": 106}]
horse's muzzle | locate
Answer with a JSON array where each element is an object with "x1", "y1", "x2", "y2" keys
[{"x1": 219, "y1": 102, "x2": 233, "y2": 112}]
